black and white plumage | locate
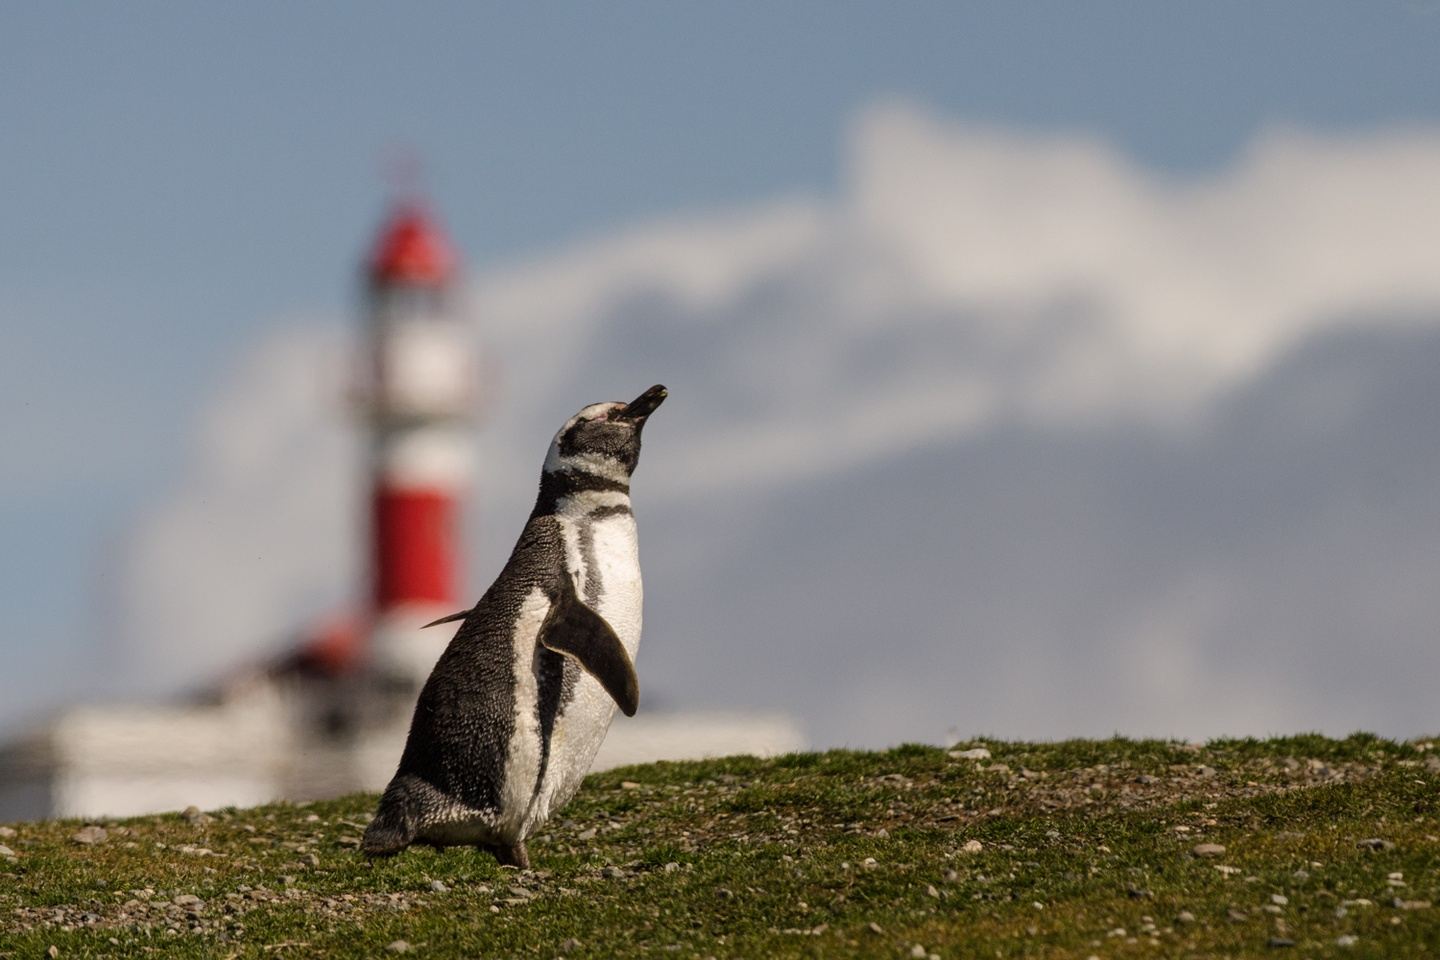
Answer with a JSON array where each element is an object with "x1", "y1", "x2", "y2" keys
[{"x1": 363, "y1": 385, "x2": 667, "y2": 867}]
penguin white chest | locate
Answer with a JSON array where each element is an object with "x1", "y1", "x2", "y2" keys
[
  {"x1": 586, "y1": 514, "x2": 643, "y2": 653},
  {"x1": 521, "y1": 510, "x2": 642, "y2": 827}
]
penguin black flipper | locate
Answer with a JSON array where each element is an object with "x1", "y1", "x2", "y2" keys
[
  {"x1": 540, "y1": 575, "x2": 640, "y2": 717},
  {"x1": 421, "y1": 608, "x2": 472, "y2": 629}
]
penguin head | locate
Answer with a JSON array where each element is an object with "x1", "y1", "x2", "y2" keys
[{"x1": 544, "y1": 384, "x2": 667, "y2": 479}]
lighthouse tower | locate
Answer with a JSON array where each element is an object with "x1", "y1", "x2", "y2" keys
[{"x1": 363, "y1": 202, "x2": 471, "y2": 692}]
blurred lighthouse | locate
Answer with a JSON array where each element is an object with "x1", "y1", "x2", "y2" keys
[{"x1": 363, "y1": 201, "x2": 472, "y2": 692}]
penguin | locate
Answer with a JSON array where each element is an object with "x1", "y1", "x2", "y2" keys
[{"x1": 362, "y1": 384, "x2": 667, "y2": 868}]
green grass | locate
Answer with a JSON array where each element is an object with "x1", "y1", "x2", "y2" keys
[{"x1": 3, "y1": 735, "x2": 1438, "y2": 958}]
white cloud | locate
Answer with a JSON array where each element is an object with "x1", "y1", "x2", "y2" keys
[
  {"x1": 112, "y1": 322, "x2": 360, "y2": 693},
  {"x1": 110, "y1": 104, "x2": 1440, "y2": 744}
]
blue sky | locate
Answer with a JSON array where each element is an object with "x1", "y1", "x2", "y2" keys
[{"x1": 5, "y1": 2, "x2": 1440, "y2": 743}]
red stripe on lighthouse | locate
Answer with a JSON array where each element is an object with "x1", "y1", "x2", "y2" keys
[{"x1": 371, "y1": 488, "x2": 460, "y2": 608}]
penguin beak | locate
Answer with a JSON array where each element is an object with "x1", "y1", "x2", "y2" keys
[{"x1": 614, "y1": 384, "x2": 667, "y2": 422}]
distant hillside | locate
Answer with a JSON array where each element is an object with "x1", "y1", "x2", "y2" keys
[{"x1": 2, "y1": 735, "x2": 1438, "y2": 958}]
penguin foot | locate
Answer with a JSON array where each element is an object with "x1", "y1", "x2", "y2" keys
[{"x1": 484, "y1": 841, "x2": 530, "y2": 869}]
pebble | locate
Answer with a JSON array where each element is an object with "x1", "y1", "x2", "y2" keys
[
  {"x1": 950, "y1": 748, "x2": 991, "y2": 761},
  {"x1": 71, "y1": 826, "x2": 107, "y2": 845},
  {"x1": 1357, "y1": 838, "x2": 1393, "y2": 851},
  {"x1": 1393, "y1": 898, "x2": 1431, "y2": 910},
  {"x1": 960, "y1": 839, "x2": 983, "y2": 854},
  {"x1": 560, "y1": 938, "x2": 582, "y2": 952},
  {"x1": 576, "y1": 828, "x2": 597, "y2": 841},
  {"x1": 663, "y1": 861, "x2": 680, "y2": 873},
  {"x1": 620, "y1": 781, "x2": 641, "y2": 790},
  {"x1": 910, "y1": 946, "x2": 927, "y2": 958},
  {"x1": 1175, "y1": 910, "x2": 1196, "y2": 925},
  {"x1": 0, "y1": 844, "x2": 16, "y2": 859},
  {"x1": 926, "y1": 884, "x2": 940, "y2": 899},
  {"x1": 867, "y1": 921, "x2": 884, "y2": 935},
  {"x1": 1335, "y1": 934, "x2": 1359, "y2": 947},
  {"x1": 601, "y1": 866, "x2": 624, "y2": 879},
  {"x1": 430, "y1": 880, "x2": 448, "y2": 893},
  {"x1": 47, "y1": 947, "x2": 59, "y2": 959},
  {"x1": 385, "y1": 940, "x2": 411, "y2": 953},
  {"x1": 1270, "y1": 893, "x2": 1288, "y2": 906},
  {"x1": 0, "y1": 826, "x2": 15, "y2": 838},
  {"x1": 180, "y1": 805, "x2": 211, "y2": 825},
  {"x1": 1192, "y1": 843, "x2": 1226, "y2": 858}
]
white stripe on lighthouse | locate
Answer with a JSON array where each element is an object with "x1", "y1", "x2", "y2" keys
[{"x1": 375, "y1": 425, "x2": 472, "y2": 489}]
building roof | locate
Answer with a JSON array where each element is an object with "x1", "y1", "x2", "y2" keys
[{"x1": 368, "y1": 203, "x2": 456, "y2": 286}]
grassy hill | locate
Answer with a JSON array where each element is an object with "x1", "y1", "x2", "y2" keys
[{"x1": 3, "y1": 735, "x2": 1438, "y2": 958}]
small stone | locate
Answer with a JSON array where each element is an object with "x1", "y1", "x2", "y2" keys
[
  {"x1": 986, "y1": 763, "x2": 1011, "y2": 775},
  {"x1": 1394, "y1": 898, "x2": 1431, "y2": 910},
  {"x1": 1175, "y1": 910, "x2": 1196, "y2": 925},
  {"x1": 301, "y1": 853, "x2": 320, "y2": 868},
  {"x1": 576, "y1": 828, "x2": 597, "y2": 841},
  {"x1": 961, "y1": 839, "x2": 983, "y2": 854},
  {"x1": 0, "y1": 844, "x2": 16, "y2": 859},
  {"x1": 1262, "y1": 904, "x2": 1283, "y2": 915},
  {"x1": 867, "y1": 921, "x2": 884, "y2": 935},
  {"x1": 1266, "y1": 937, "x2": 1295, "y2": 948},
  {"x1": 47, "y1": 948, "x2": 59, "y2": 959},
  {"x1": 620, "y1": 781, "x2": 641, "y2": 790},
  {"x1": 926, "y1": 884, "x2": 940, "y2": 899},
  {"x1": 1357, "y1": 838, "x2": 1393, "y2": 851},
  {"x1": 663, "y1": 861, "x2": 680, "y2": 873},
  {"x1": 1270, "y1": 893, "x2": 1288, "y2": 906},
  {"x1": 385, "y1": 940, "x2": 411, "y2": 953},
  {"x1": 0, "y1": 826, "x2": 15, "y2": 838},
  {"x1": 910, "y1": 946, "x2": 927, "y2": 958},
  {"x1": 861, "y1": 857, "x2": 878, "y2": 869},
  {"x1": 71, "y1": 825, "x2": 107, "y2": 845},
  {"x1": 560, "y1": 939, "x2": 582, "y2": 952},
  {"x1": 601, "y1": 866, "x2": 624, "y2": 879},
  {"x1": 430, "y1": 880, "x2": 449, "y2": 893},
  {"x1": 950, "y1": 748, "x2": 991, "y2": 760},
  {"x1": 180, "y1": 806, "x2": 210, "y2": 824},
  {"x1": 1335, "y1": 935, "x2": 1359, "y2": 947},
  {"x1": 1192, "y1": 842, "x2": 1226, "y2": 858}
]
